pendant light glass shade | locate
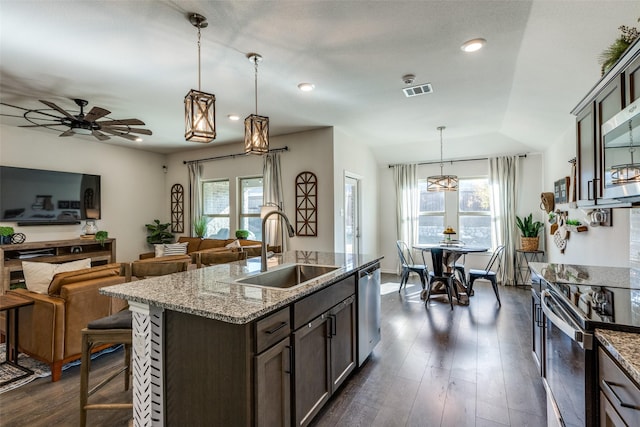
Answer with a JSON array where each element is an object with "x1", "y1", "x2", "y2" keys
[
  {"x1": 185, "y1": 13, "x2": 216, "y2": 143},
  {"x1": 245, "y1": 53, "x2": 269, "y2": 154},
  {"x1": 427, "y1": 126, "x2": 458, "y2": 192},
  {"x1": 610, "y1": 121, "x2": 640, "y2": 184}
]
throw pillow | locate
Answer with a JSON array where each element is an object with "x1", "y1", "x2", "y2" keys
[
  {"x1": 225, "y1": 239, "x2": 242, "y2": 249},
  {"x1": 159, "y1": 242, "x2": 188, "y2": 256},
  {"x1": 22, "y1": 258, "x2": 92, "y2": 294}
]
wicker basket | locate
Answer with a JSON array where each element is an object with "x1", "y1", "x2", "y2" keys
[{"x1": 521, "y1": 237, "x2": 539, "y2": 252}]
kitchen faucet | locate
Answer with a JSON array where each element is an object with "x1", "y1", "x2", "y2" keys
[{"x1": 261, "y1": 209, "x2": 296, "y2": 272}]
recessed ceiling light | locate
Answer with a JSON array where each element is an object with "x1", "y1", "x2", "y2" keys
[
  {"x1": 297, "y1": 83, "x2": 315, "y2": 92},
  {"x1": 461, "y1": 38, "x2": 486, "y2": 53},
  {"x1": 227, "y1": 114, "x2": 240, "y2": 121}
]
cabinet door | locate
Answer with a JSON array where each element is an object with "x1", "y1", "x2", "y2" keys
[
  {"x1": 255, "y1": 337, "x2": 291, "y2": 427},
  {"x1": 531, "y1": 290, "x2": 545, "y2": 376},
  {"x1": 626, "y1": 54, "x2": 640, "y2": 104},
  {"x1": 595, "y1": 77, "x2": 624, "y2": 198},
  {"x1": 600, "y1": 391, "x2": 626, "y2": 427},
  {"x1": 576, "y1": 103, "x2": 596, "y2": 202},
  {"x1": 293, "y1": 315, "x2": 331, "y2": 427},
  {"x1": 329, "y1": 296, "x2": 356, "y2": 393}
]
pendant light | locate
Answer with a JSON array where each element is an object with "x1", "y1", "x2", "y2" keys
[
  {"x1": 427, "y1": 126, "x2": 458, "y2": 192},
  {"x1": 184, "y1": 13, "x2": 216, "y2": 143},
  {"x1": 610, "y1": 120, "x2": 640, "y2": 184},
  {"x1": 244, "y1": 53, "x2": 269, "y2": 154}
]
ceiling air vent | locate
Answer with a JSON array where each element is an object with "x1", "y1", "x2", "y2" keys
[{"x1": 402, "y1": 83, "x2": 433, "y2": 98}]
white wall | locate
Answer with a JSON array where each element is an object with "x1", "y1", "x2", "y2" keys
[
  {"x1": 378, "y1": 154, "x2": 544, "y2": 273},
  {"x1": 543, "y1": 121, "x2": 630, "y2": 267},
  {"x1": 332, "y1": 128, "x2": 379, "y2": 257},
  {"x1": 165, "y1": 127, "x2": 336, "y2": 252},
  {"x1": 0, "y1": 126, "x2": 167, "y2": 262}
]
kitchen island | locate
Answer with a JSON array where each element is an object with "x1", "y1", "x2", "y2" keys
[{"x1": 101, "y1": 251, "x2": 382, "y2": 427}]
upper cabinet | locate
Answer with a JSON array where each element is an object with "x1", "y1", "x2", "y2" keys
[{"x1": 572, "y1": 38, "x2": 640, "y2": 206}]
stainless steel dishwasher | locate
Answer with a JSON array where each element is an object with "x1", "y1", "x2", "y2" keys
[{"x1": 357, "y1": 262, "x2": 381, "y2": 366}]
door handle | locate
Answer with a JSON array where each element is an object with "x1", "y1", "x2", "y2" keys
[{"x1": 265, "y1": 321, "x2": 288, "y2": 335}]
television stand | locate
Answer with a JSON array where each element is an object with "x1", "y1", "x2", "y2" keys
[{"x1": 0, "y1": 238, "x2": 116, "y2": 293}]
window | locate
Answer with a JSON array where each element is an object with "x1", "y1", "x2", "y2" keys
[
  {"x1": 418, "y1": 177, "x2": 492, "y2": 248},
  {"x1": 239, "y1": 177, "x2": 263, "y2": 240},
  {"x1": 202, "y1": 180, "x2": 230, "y2": 238},
  {"x1": 418, "y1": 181, "x2": 444, "y2": 244},
  {"x1": 458, "y1": 177, "x2": 491, "y2": 248}
]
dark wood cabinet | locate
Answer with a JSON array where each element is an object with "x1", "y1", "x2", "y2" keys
[
  {"x1": 255, "y1": 337, "x2": 291, "y2": 427},
  {"x1": 598, "y1": 347, "x2": 640, "y2": 427},
  {"x1": 531, "y1": 289, "x2": 545, "y2": 376},
  {"x1": 625, "y1": 54, "x2": 640, "y2": 104},
  {"x1": 329, "y1": 296, "x2": 356, "y2": 392},
  {"x1": 576, "y1": 103, "x2": 596, "y2": 203}
]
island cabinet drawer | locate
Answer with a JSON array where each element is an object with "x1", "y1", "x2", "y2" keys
[
  {"x1": 598, "y1": 347, "x2": 640, "y2": 426},
  {"x1": 293, "y1": 274, "x2": 355, "y2": 330},
  {"x1": 255, "y1": 306, "x2": 291, "y2": 354}
]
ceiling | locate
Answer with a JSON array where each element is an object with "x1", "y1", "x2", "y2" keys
[{"x1": 1, "y1": 1, "x2": 638, "y2": 165}]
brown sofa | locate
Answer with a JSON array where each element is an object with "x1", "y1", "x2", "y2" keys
[
  {"x1": 139, "y1": 237, "x2": 275, "y2": 262},
  {"x1": 7, "y1": 263, "x2": 127, "y2": 381}
]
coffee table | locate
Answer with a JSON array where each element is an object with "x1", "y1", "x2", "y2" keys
[{"x1": 1, "y1": 293, "x2": 34, "y2": 386}]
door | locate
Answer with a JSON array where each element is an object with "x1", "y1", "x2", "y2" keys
[
  {"x1": 329, "y1": 296, "x2": 356, "y2": 392},
  {"x1": 255, "y1": 337, "x2": 291, "y2": 427},
  {"x1": 344, "y1": 174, "x2": 361, "y2": 257},
  {"x1": 293, "y1": 315, "x2": 331, "y2": 427}
]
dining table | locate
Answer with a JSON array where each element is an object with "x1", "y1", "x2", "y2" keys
[{"x1": 413, "y1": 243, "x2": 489, "y2": 305}]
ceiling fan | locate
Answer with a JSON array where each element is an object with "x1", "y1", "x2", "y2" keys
[{"x1": 0, "y1": 98, "x2": 152, "y2": 142}]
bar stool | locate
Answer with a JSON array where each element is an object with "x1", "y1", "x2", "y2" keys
[{"x1": 79, "y1": 258, "x2": 189, "y2": 427}]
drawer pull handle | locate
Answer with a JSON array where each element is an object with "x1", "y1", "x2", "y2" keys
[
  {"x1": 265, "y1": 321, "x2": 288, "y2": 335},
  {"x1": 602, "y1": 380, "x2": 640, "y2": 410}
]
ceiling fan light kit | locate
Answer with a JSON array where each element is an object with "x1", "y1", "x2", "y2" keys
[
  {"x1": 427, "y1": 126, "x2": 459, "y2": 192},
  {"x1": 185, "y1": 13, "x2": 216, "y2": 143},
  {"x1": 244, "y1": 53, "x2": 269, "y2": 155}
]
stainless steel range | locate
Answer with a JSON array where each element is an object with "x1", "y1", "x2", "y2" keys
[{"x1": 530, "y1": 262, "x2": 640, "y2": 427}]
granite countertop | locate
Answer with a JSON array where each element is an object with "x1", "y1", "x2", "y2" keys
[
  {"x1": 528, "y1": 262, "x2": 639, "y2": 288},
  {"x1": 100, "y1": 251, "x2": 382, "y2": 325},
  {"x1": 596, "y1": 329, "x2": 640, "y2": 386}
]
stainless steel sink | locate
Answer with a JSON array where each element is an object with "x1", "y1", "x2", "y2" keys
[{"x1": 236, "y1": 264, "x2": 340, "y2": 289}]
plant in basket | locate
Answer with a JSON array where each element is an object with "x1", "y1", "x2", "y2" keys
[{"x1": 516, "y1": 214, "x2": 544, "y2": 251}]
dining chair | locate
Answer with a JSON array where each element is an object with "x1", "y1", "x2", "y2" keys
[
  {"x1": 396, "y1": 240, "x2": 428, "y2": 292},
  {"x1": 426, "y1": 248, "x2": 458, "y2": 310},
  {"x1": 467, "y1": 245, "x2": 505, "y2": 306},
  {"x1": 79, "y1": 258, "x2": 189, "y2": 427}
]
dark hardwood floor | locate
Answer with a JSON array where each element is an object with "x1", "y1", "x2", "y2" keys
[
  {"x1": 310, "y1": 274, "x2": 546, "y2": 427},
  {"x1": 0, "y1": 274, "x2": 545, "y2": 427}
]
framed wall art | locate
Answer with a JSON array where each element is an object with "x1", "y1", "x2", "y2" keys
[{"x1": 554, "y1": 177, "x2": 570, "y2": 204}]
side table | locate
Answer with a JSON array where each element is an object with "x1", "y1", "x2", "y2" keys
[
  {"x1": 1, "y1": 293, "x2": 34, "y2": 386},
  {"x1": 514, "y1": 249, "x2": 545, "y2": 287}
]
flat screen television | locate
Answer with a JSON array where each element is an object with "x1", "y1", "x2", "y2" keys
[{"x1": 0, "y1": 166, "x2": 101, "y2": 225}]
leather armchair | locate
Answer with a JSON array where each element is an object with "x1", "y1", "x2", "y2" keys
[{"x1": 7, "y1": 263, "x2": 126, "y2": 381}]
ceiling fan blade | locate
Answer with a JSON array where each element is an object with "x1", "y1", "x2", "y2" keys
[
  {"x1": 84, "y1": 107, "x2": 111, "y2": 122},
  {"x1": 39, "y1": 100, "x2": 77, "y2": 121},
  {"x1": 92, "y1": 130, "x2": 111, "y2": 141},
  {"x1": 104, "y1": 126, "x2": 153, "y2": 135},
  {"x1": 101, "y1": 128, "x2": 141, "y2": 141},
  {"x1": 19, "y1": 123, "x2": 67, "y2": 127},
  {"x1": 0, "y1": 102, "x2": 31, "y2": 111},
  {"x1": 96, "y1": 118, "x2": 145, "y2": 126},
  {"x1": 59, "y1": 129, "x2": 75, "y2": 137}
]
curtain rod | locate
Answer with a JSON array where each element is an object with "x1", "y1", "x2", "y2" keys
[
  {"x1": 388, "y1": 153, "x2": 528, "y2": 168},
  {"x1": 183, "y1": 146, "x2": 289, "y2": 165}
]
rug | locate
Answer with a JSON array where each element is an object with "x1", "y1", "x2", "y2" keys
[{"x1": 0, "y1": 343, "x2": 122, "y2": 395}]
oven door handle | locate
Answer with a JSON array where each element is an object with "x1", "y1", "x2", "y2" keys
[{"x1": 541, "y1": 290, "x2": 593, "y2": 350}]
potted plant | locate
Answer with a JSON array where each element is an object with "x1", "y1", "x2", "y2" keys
[
  {"x1": 193, "y1": 216, "x2": 209, "y2": 238},
  {"x1": 516, "y1": 214, "x2": 544, "y2": 251},
  {"x1": 95, "y1": 230, "x2": 109, "y2": 247},
  {"x1": 0, "y1": 226, "x2": 14, "y2": 244},
  {"x1": 145, "y1": 219, "x2": 174, "y2": 245},
  {"x1": 235, "y1": 229, "x2": 250, "y2": 240}
]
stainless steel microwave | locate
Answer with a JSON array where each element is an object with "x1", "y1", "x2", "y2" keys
[{"x1": 602, "y1": 97, "x2": 640, "y2": 200}]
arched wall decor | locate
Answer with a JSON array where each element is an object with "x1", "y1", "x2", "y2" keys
[
  {"x1": 171, "y1": 184, "x2": 184, "y2": 233},
  {"x1": 295, "y1": 171, "x2": 317, "y2": 236}
]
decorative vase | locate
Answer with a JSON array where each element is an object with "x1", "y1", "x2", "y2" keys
[
  {"x1": 521, "y1": 236, "x2": 539, "y2": 251},
  {"x1": 82, "y1": 220, "x2": 98, "y2": 235}
]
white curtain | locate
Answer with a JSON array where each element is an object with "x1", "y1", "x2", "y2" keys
[
  {"x1": 392, "y1": 164, "x2": 418, "y2": 272},
  {"x1": 263, "y1": 152, "x2": 286, "y2": 250},
  {"x1": 489, "y1": 156, "x2": 519, "y2": 285},
  {"x1": 187, "y1": 162, "x2": 202, "y2": 237}
]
